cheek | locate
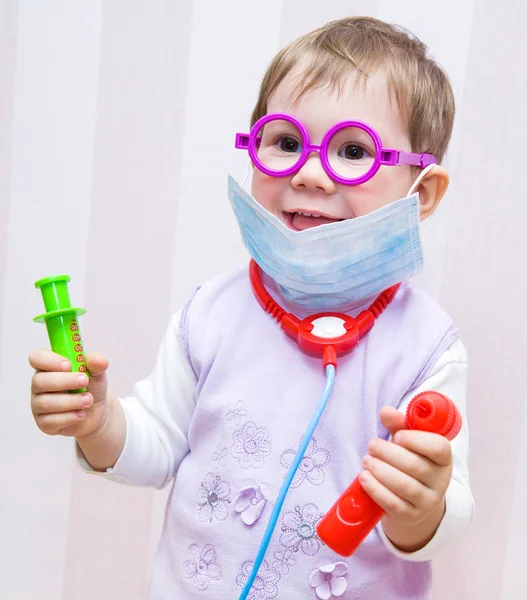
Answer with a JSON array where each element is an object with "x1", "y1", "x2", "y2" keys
[
  {"x1": 251, "y1": 171, "x2": 283, "y2": 213},
  {"x1": 345, "y1": 170, "x2": 415, "y2": 217}
]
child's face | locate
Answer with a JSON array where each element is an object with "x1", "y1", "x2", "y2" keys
[{"x1": 251, "y1": 68, "x2": 417, "y2": 231}]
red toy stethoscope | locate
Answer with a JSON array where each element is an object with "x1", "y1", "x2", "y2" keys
[{"x1": 249, "y1": 258, "x2": 400, "y2": 368}]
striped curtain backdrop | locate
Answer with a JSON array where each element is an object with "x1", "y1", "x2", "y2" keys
[{"x1": 1, "y1": 1, "x2": 525, "y2": 598}]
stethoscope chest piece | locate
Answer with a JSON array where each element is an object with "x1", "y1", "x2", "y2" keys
[{"x1": 280, "y1": 312, "x2": 361, "y2": 365}]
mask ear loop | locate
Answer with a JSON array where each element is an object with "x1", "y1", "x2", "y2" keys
[
  {"x1": 407, "y1": 163, "x2": 436, "y2": 196},
  {"x1": 407, "y1": 163, "x2": 437, "y2": 239},
  {"x1": 240, "y1": 159, "x2": 252, "y2": 188}
]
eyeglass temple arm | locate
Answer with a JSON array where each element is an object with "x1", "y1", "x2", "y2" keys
[
  {"x1": 235, "y1": 133, "x2": 262, "y2": 149},
  {"x1": 235, "y1": 133, "x2": 250, "y2": 149},
  {"x1": 380, "y1": 148, "x2": 437, "y2": 169}
]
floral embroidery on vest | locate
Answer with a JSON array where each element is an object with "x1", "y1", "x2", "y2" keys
[
  {"x1": 212, "y1": 443, "x2": 228, "y2": 470},
  {"x1": 279, "y1": 503, "x2": 324, "y2": 556},
  {"x1": 231, "y1": 421, "x2": 272, "y2": 469},
  {"x1": 280, "y1": 437, "x2": 331, "y2": 488},
  {"x1": 196, "y1": 473, "x2": 232, "y2": 522},
  {"x1": 271, "y1": 549, "x2": 296, "y2": 576},
  {"x1": 181, "y1": 543, "x2": 222, "y2": 591},
  {"x1": 308, "y1": 559, "x2": 348, "y2": 599},
  {"x1": 236, "y1": 559, "x2": 280, "y2": 599},
  {"x1": 225, "y1": 399, "x2": 248, "y2": 426}
]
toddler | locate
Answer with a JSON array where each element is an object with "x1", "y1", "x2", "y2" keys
[{"x1": 30, "y1": 16, "x2": 474, "y2": 600}]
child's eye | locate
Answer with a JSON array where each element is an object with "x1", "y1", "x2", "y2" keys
[
  {"x1": 277, "y1": 136, "x2": 302, "y2": 153},
  {"x1": 338, "y1": 144, "x2": 368, "y2": 160}
]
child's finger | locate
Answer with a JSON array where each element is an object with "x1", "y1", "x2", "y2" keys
[
  {"x1": 35, "y1": 409, "x2": 87, "y2": 435},
  {"x1": 361, "y1": 454, "x2": 432, "y2": 508},
  {"x1": 358, "y1": 469, "x2": 416, "y2": 520},
  {"x1": 85, "y1": 352, "x2": 109, "y2": 376},
  {"x1": 86, "y1": 352, "x2": 109, "y2": 375},
  {"x1": 393, "y1": 430, "x2": 452, "y2": 467},
  {"x1": 84, "y1": 353, "x2": 109, "y2": 401},
  {"x1": 31, "y1": 371, "x2": 89, "y2": 394},
  {"x1": 367, "y1": 438, "x2": 435, "y2": 487},
  {"x1": 379, "y1": 406, "x2": 406, "y2": 437},
  {"x1": 29, "y1": 348, "x2": 72, "y2": 373},
  {"x1": 32, "y1": 392, "x2": 92, "y2": 416}
]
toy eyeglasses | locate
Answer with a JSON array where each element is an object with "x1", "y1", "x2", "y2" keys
[{"x1": 235, "y1": 113, "x2": 436, "y2": 186}]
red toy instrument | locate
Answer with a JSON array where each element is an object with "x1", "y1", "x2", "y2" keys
[{"x1": 316, "y1": 391, "x2": 462, "y2": 556}]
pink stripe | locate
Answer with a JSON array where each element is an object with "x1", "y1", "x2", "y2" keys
[{"x1": 437, "y1": 0, "x2": 527, "y2": 598}]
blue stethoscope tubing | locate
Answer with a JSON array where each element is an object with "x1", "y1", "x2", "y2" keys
[{"x1": 237, "y1": 364, "x2": 336, "y2": 599}]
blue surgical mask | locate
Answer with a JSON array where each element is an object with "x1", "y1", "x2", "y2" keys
[{"x1": 227, "y1": 170, "x2": 431, "y2": 310}]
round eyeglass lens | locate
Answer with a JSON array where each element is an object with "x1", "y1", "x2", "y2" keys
[
  {"x1": 326, "y1": 125, "x2": 377, "y2": 181},
  {"x1": 254, "y1": 117, "x2": 305, "y2": 174}
]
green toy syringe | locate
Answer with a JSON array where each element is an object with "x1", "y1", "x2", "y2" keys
[{"x1": 34, "y1": 275, "x2": 89, "y2": 393}]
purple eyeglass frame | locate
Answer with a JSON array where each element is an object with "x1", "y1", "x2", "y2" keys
[{"x1": 235, "y1": 112, "x2": 436, "y2": 186}]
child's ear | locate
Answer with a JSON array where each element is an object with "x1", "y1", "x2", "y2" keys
[{"x1": 416, "y1": 166, "x2": 449, "y2": 221}]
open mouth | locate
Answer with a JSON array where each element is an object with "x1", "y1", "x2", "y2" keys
[{"x1": 283, "y1": 211, "x2": 345, "y2": 231}]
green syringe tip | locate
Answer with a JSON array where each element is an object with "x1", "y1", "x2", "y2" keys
[{"x1": 34, "y1": 275, "x2": 72, "y2": 313}]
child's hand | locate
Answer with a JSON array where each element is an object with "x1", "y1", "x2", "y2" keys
[
  {"x1": 29, "y1": 349, "x2": 110, "y2": 439},
  {"x1": 359, "y1": 405, "x2": 453, "y2": 550}
]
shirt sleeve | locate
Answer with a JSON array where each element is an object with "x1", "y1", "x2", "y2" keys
[
  {"x1": 377, "y1": 338, "x2": 475, "y2": 561},
  {"x1": 76, "y1": 309, "x2": 197, "y2": 489}
]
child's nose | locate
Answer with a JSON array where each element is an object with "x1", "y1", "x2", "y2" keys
[{"x1": 291, "y1": 154, "x2": 337, "y2": 194}]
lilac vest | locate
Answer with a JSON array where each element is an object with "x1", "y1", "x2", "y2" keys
[{"x1": 148, "y1": 267, "x2": 458, "y2": 600}]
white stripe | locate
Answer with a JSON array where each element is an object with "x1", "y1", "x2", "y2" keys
[{"x1": 0, "y1": 1, "x2": 103, "y2": 597}]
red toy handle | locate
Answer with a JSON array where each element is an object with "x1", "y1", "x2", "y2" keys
[{"x1": 316, "y1": 391, "x2": 462, "y2": 557}]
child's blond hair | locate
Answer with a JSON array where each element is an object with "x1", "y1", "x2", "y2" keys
[{"x1": 251, "y1": 17, "x2": 455, "y2": 163}]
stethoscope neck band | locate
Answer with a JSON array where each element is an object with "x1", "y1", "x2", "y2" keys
[{"x1": 249, "y1": 259, "x2": 400, "y2": 367}]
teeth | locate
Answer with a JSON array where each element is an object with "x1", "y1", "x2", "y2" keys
[{"x1": 297, "y1": 211, "x2": 321, "y2": 217}]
